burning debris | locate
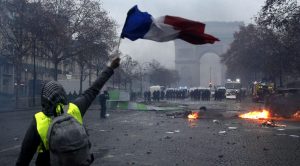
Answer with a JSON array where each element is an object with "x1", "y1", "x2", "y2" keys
[
  {"x1": 239, "y1": 110, "x2": 270, "y2": 119},
  {"x1": 239, "y1": 109, "x2": 288, "y2": 127},
  {"x1": 187, "y1": 112, "x2": 199, "y2": 119},
  {"x1": 261, "y1": 119, "x2": 286, "y2": 127},
  {"x1": 261, "y1": 120, "x2": 286, "y2": 127},
  {"x1": 166, "y1": 110, "x2": 200, "y2": 119},
  {"x1": 292, "y1": 111, "x2": 300, "y2": 119}
]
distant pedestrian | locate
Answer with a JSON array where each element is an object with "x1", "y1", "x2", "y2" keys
[{"x1": 99, "y1": 90, "x2": 109, "y2": 118}]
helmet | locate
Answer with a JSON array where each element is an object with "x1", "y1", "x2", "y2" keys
[{"x1": 41, "y1": 81, "x2": 68, "y2": 116}]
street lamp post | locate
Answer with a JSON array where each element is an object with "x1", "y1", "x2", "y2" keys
[
  {"x1": 25, "y1": 68, "x2": 27, "y2": 96},
  {"x1": 139, "y1": 62, "x2": 151, "y2": 95}
]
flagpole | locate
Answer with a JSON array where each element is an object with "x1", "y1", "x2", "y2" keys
[
  {"x1": 117, "y1": 36, "x2": 122, "y2": 51},
  {"x1": 111, "y1": 36, "x2": 122, "y2": 89}
]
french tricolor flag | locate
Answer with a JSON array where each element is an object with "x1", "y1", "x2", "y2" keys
[{"x1": 121, "y1": 5, "x2": 219, "y2": 45}]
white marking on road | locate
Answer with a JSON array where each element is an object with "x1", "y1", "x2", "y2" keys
[{"x1": 0, "y1": 145, "x2": 21, "y2": 153}]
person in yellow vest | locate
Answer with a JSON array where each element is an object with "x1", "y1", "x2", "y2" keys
[{"x1": 16, "y1": 57, "x2": 120, "y2": 166}]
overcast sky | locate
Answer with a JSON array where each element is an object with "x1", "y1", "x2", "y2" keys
[{"x1": 101, "y1": 0, "x2": 266, "y2": 68}]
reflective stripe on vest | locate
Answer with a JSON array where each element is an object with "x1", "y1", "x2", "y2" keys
[{"x1": 35, "y1": 103, "x2": 82, "y2": 152}]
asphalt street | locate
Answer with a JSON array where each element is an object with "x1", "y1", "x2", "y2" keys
[{"x1": 0, "y1": 100, "x2": 300, "y2": 166}]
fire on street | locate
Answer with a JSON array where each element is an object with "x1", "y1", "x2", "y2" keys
[{"x1": 0, "y1": 101, "x2": 299, "y2": 166}]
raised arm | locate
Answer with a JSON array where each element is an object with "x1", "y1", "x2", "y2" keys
[{"x1": 73, "y1": 57, "x2": 120, "y2": 116}]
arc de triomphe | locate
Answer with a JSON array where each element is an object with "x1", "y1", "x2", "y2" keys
[{"x1": 175, "y1": 21, "x2": 243, "y2": 87}]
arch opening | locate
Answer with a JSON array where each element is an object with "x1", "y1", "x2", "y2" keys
[{"x1": 199, "y1": 53, "x2": 223, "y2": 87}]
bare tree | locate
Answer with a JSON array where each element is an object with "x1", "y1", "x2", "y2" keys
[
  {"x1": 0, "y1": 0, "x2": 33, "y2": 107},
  {"x1": 147, "y1": 60, "x2": 180, "y2": 87},
  {"x1": 120, "y1": 55, "x2": 139, "y2": 91},
  {"x1": 35, "y1": 0, "x2": 117, "y2": 80}
]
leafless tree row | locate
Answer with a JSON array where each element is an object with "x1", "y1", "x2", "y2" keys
[
  {"x1": 0, "y1": 0, "x2": 117, "y2": 105},
  {"x1": 222, "y1": 0, "x2": 300, "y2": 87}
]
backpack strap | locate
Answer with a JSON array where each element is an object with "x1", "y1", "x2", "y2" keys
[
  {"x1": 67, "y1": 103, "x2": 83, "y2": 124},
  {"x1": 35, "y1": 112, "x2": 52, "y2": 151}
]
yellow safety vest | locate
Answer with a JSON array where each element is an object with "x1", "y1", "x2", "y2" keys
[{"x1": 35, "y1": 103, "x2": 82, "y2": 152}]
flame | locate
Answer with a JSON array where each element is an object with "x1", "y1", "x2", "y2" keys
[
  {"x1": 239, "y1": 110, "x2": 270, "y2": 119},
  {"x1": 188, "y1": 112, "x2": 199, "y2": 119},
  {"x1": 293, "y1": 111, "x2": 300, "y2": 119}
]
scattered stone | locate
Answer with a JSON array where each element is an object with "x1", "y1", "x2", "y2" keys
[
  {"x1": 263, "y1": 147, "x2": 269, "y2": 151},
  {"x1": 213, "y1": 120, "x2": 220, "y2": 124},
  {"x1": 104, "y1": 154, "x2": 115, "y2": 158},
  {"x1": 289, "y1": 135, "x2": 300, "y2": 138},
  {"x1": 261, "y1": 120, "x2": 286, "y2": 128},
  {"x1": 199, "y1": 106, "x2": 207, "y2": 111},
  {"x1": 126, "y1": 161, "x2": 135, "y2": 165},
  {"x1": 218, "y1": 131, "x2": 226, "y2": 134},
  {"x1": 228, "y1": 127, "x2": 237, "y2": 130}
]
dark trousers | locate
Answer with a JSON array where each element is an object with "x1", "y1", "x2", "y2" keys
[{"x1": 100, "y1": 104, "x2": 106, "y2": 118}]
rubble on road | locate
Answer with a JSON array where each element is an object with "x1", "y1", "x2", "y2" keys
[
  {"x1": 166, "y1": 110, "x2": 192, "y2": 118},
  {"x1": 261, "y1": 120, "x2": 286, "y2": 128}
]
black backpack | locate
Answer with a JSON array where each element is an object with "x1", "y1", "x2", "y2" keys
[{"x1": 47, "y1": 113, "x2": 94, "y2": 166}]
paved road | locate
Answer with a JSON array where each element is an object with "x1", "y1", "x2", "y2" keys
[{"x1": 0, "y1": 101, "x2": 300, "y2": 166}]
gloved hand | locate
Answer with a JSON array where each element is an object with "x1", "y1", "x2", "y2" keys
[{"x1": 109, "y1": 57, "x2": 120, "y2": 69}]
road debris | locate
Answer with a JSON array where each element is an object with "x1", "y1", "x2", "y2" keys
[
  {"x1": 218, "y1": 131, "x2": 226, "y2": 134},
  {"x1": 213, "y1": 119, "x2": 220, "y2": 124},
  {"x1": 261, "y1": 120, "x2": 286, "y2": 128},
  {"x1": 228, "y1": 127, "x2": 238, "y2": 130},
  {"x1": 289, "y1": 135, "x2": 300, "y2": 138},
  {"x1": 166, "y1": 111, "x2": 192, "y2": 118},
  {"x1": 174, "y1": 130, "x2": 180, "y2": 133}
]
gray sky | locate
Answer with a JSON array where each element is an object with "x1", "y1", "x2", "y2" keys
[{"x1": 101, "y1": 0, "x2": 265, "y2": 68}]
